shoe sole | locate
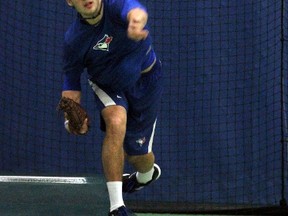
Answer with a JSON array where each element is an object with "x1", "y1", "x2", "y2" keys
[{"x1": 153, "y1": 163, "x2": 161, "y2": 181}]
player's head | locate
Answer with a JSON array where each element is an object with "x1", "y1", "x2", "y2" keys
[{"x1": 66, "y1": 0, "x2": 102, "y2": 20}]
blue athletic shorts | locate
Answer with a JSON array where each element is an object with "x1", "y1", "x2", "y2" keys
[{"x1": 88, "y1": 60, "x2": 163, "y2": 155}]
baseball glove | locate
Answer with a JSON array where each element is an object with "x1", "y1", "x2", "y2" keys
[{"x1": 57, "y1": 97, "x2": 89, "y2": 135}]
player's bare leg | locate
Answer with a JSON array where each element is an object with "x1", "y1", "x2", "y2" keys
[
  {"x1": 102, "y1": 105, "x2": 126, "y2": 180},
  {"x1": 123, "y1": 152, "x2": 161, "y2": 193},
  {"x1": 101, "y1": 105, "x2": 127, "y2": 212},
  {"x1": 126, "y1": 152, "x2": 155, "y2": 173}
]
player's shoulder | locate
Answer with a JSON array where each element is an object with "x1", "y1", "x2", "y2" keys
[
  {"x1": 105, "y1": 0, "x2": 143, "y2": 9},
  {"x1": 64, "y1": 19, "x2": 79, "y2": 41},
  {"x1": 104, "y1": 0, "x2": 124, "y2": 12},
  {"x1": 105, "y1": 0, "x2": 123, "y2": 6},
  {"x1": 64, "y1": 19, "x2": 87, "y2": 46}
]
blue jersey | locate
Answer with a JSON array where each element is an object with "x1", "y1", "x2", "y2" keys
[{"x1": 62, "y1": 0, "x2": 156, "y2": 91}]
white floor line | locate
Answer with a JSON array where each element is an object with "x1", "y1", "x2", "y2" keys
[{"x1": 0, "y1": 175, "x2": 87, "y2": 184}]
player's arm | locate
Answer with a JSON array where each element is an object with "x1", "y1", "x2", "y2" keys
[
  {"x1": 61, "y1": 57, "x2": 89, "y2": 135},
  {"x1": 59, "y1": 33, "x2": 89, "y2": 134},
  {"x1": 62, "y1": 90, "x2": 81, "y2": 103},
  {"x1": 127, "y1": 7, "x2": 148, "y2": 41},
  {"x1": 113, "y1": 0, "x2": 148, "y2": 41}
]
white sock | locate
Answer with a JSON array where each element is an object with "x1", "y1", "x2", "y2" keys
[
  {"x1": 136, "y1": 166, "x2": 155, "y2": 184},
  {"x1": 107, "y1": 181, "x2": 125, "y2": 212}
]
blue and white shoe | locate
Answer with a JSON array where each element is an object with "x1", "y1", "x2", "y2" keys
[
  {"x1": 108, "y1": 206, "x2": 135, "y2": 216},
  {"x1": 122, "y1": 164, "x2": 161, "y2": 193}
]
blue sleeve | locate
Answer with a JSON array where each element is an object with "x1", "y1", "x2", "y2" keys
[
  {"x1": 108, "y1": 0, "x2": 147, "y2": 22},
  {"x1": 62, "y1": 42, "x2": 83, "y2": 91}
]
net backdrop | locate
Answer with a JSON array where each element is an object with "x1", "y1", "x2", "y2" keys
[{"x1": 1, "y1": 0, "x2": 288, "y2": 213}]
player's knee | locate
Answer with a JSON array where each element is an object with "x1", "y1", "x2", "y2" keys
[
  {"x1": 105, "y1": 115, "x2": 126, "y2": 134},
  {"x1": 102, "y1": 106, "x2": 127, "y2": 134}
]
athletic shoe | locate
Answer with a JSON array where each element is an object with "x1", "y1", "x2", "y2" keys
[
  {"x1": 122, "y1": 163, "x2": 161, "y2": 193},
  {"x1": 108, "y1": 206, "x2": 135, "y2": 216}
]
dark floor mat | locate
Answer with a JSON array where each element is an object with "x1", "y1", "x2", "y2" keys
[{"x1": 0, "y1": 176, "x2": 109, "y2": 216}]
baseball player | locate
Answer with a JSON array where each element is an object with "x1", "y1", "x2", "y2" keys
[{"x1": 61, "y1": 0, "x2": 163, "y2": 215}]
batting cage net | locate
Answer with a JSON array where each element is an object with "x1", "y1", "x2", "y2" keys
[{"x1": 0, "y1": 0, "x2": 288, "y2": 214}]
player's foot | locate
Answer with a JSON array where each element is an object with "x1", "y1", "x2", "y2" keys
[
  {"x1": 122, "y1": 163, "x2": 161, "y2": 193},
  {"x1": 108, "y1": 206, "x2": 135, "y2": 216}
]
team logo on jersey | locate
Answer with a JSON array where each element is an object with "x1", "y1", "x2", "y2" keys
[
  {"x1": 93, "y1": 34, "x2": 113, "y2": 51},
  {"x1": 136, "y1": 137, "x2": 146, "y2": 147}
]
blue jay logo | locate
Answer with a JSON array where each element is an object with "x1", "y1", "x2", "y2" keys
[
  {"x1": 136, "y1": 137, "x2": 146, "y2": 147},
  {"x1": 93, "y1": 34, "x2": 113, "y2": 51}
]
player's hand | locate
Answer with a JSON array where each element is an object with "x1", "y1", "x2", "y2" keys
[
  {"x1": 127, "y1": 8, "x2": 149, "y2": 41},
  {"x1": 65, "y1": 118, "x2": 89, "y2": 135},
  {"x1": 58, "y1": 96, "x2": 90, "y2": 135}
]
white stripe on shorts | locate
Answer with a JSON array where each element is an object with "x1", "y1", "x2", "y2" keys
[
  {"x1": 148, "y1": 119, "x2": 157, "y2": 153},
  {"x1": 88, "y1": 80, "x2": 116, "y2": 107}
]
